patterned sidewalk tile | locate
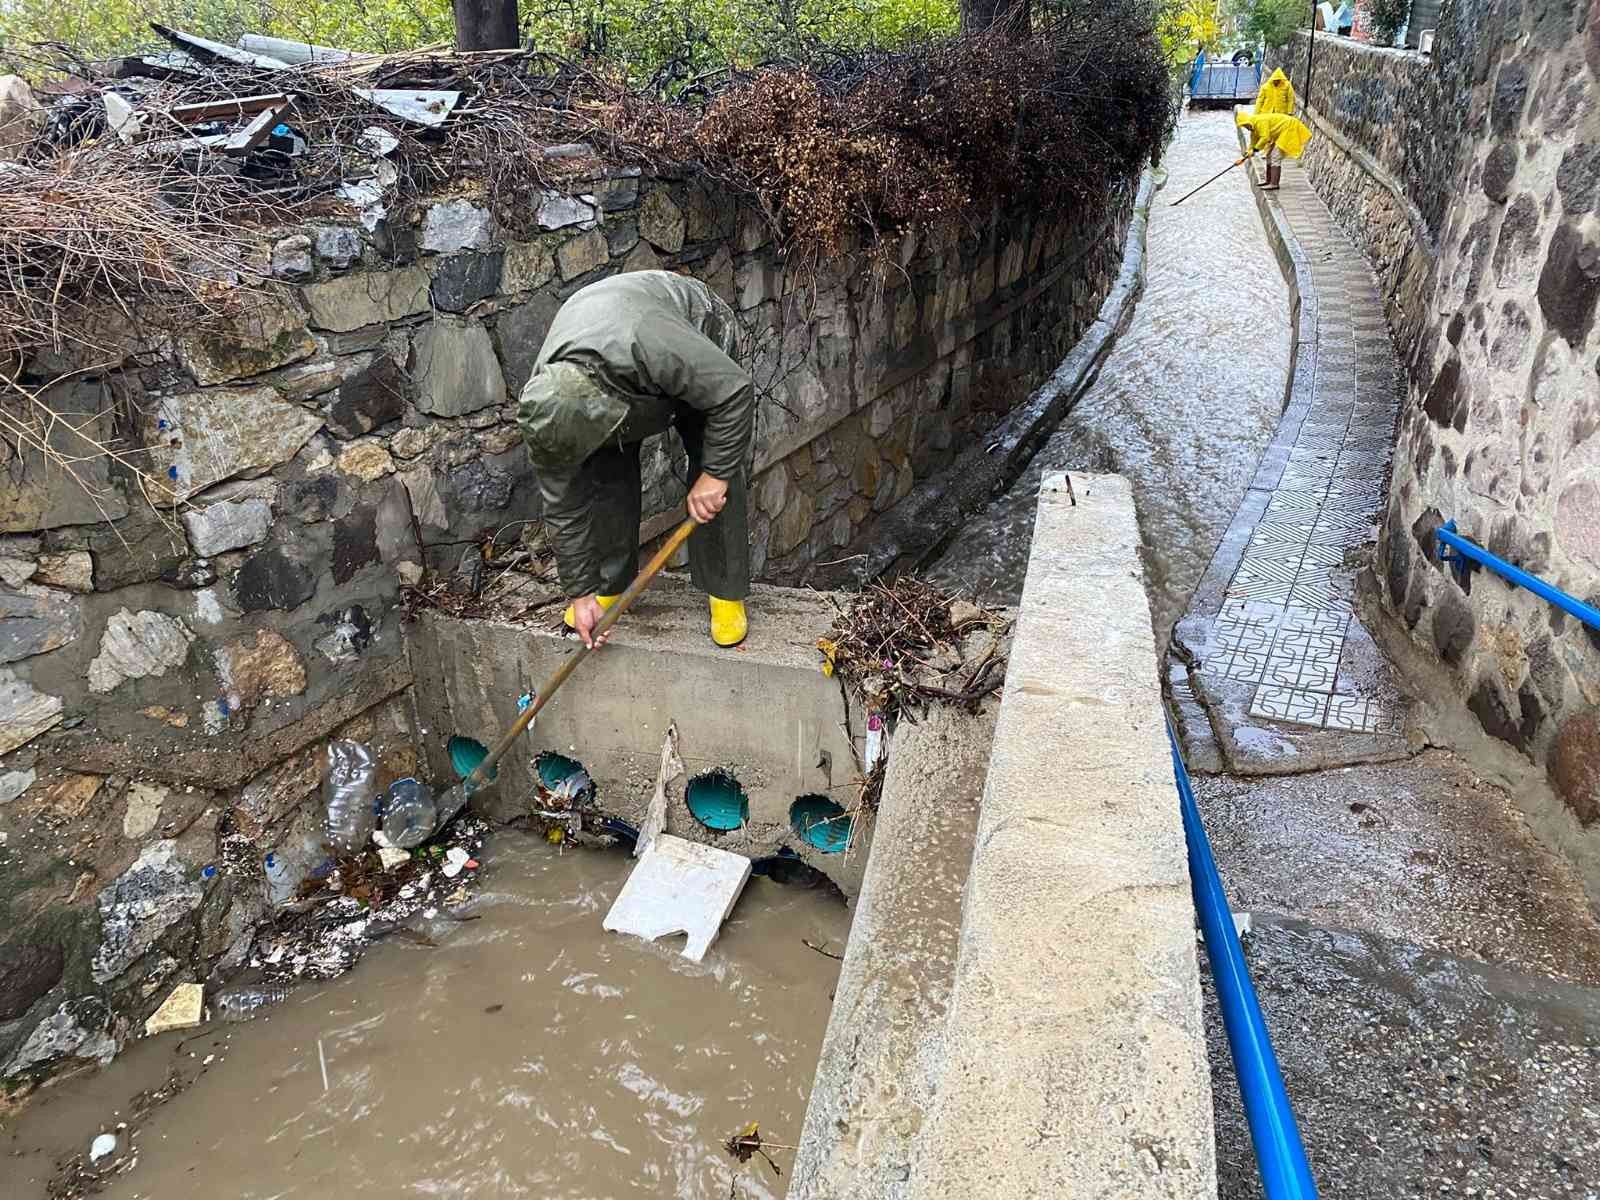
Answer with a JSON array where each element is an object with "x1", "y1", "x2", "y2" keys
[{"x1": 1191, "y1": 162, "x2": 1409, "y2": 734}]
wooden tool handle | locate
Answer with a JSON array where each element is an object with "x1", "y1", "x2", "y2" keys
[{"x1": 463, "y1": 517, "x2": 700, "y2": 791}]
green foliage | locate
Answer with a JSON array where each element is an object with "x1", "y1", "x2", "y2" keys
[
  {"x1": 1364, "y1": 0, "x2": 1407, "y2": 43},
  {"x1": 1155, "y1": 0, "x2": 1223, "y2": 66},
  {"x1": 1226, "y1": 0, "x2": 1303, "y2": 49},
  {"x1": 0, "y1": 0, "x2": 958, "y2": 79}
]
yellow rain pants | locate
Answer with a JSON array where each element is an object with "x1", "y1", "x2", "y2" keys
[
  {"x1": 1253, "y1": 68, "x2": 1296, "y2": 116},
  {"x1": 1236, "y1": 111, "x2": 1313, "y2": 160}
]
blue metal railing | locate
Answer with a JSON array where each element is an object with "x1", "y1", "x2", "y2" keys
[
  {"x1": 1436, "y1": 521, "x2": 1600, "y2": 632},
  {"x1": 1168, "y1": 722, "x2": 1318, "y2": 1200}
]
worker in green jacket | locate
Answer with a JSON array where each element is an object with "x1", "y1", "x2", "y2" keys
[{"x1": 517, "y1": 271, "x2": 752, "y2": 650}]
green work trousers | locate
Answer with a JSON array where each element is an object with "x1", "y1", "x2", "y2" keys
[{"x1": 585, "y1": 408, "x2": 751, "y2": 601}]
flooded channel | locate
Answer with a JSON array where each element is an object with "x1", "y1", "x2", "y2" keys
[
  {"x1": 927, "y1": 110, "x2": 1290, "y2": 648},
  {"x1": 4, "y1": 835, "x2": 848, "y2": 1199}
]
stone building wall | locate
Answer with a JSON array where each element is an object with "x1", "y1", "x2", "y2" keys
[
  {"x1": 1272, "y1": 4, "x2": 1600, "y2": 837},
  {"x1": 0, "y1": 156, "x2": 1134, "y2": 1081}
]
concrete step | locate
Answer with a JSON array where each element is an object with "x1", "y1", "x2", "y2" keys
[{"x1": 788, "y1": 705, "x2": 993, "y2": 1198}]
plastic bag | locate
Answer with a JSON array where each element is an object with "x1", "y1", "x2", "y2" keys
[{"x1": 323, "y1": 740, "x2": 380, "y2": 853}]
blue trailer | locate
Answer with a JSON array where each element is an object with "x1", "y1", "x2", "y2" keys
[{"x1": 1189, "y1": 52, "x2": 1261, "y2": 108}]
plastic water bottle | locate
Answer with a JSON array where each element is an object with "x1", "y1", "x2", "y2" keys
[
  {"x1": 263, "y1": 852, "x2": 297, "y2": 905},
  {"x1": 382, "y1": 778, "x2": 437, "y2": 849},
  {"x1": 323, "y1": 740, "x2": 379, "y2": 853}
]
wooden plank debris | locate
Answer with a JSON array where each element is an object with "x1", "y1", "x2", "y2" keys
[{"x1": 167, "y1": 93, "x2": 293, "y2": 125}]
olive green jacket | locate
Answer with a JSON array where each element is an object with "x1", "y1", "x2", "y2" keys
[{"x1": 516, "y1": 271, "x2": 753, "y2": 597}]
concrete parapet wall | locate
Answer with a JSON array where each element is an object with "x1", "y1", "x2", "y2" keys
[{"x1": 903, "y1": 472, "x2": 1214, "y2": 1198}]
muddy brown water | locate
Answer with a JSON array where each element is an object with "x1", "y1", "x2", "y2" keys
[{"x1": 4, "y1": 835, "x2": 848, "y2": 1199}]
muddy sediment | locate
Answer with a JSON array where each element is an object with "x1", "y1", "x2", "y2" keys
[{"x1": 4, "y1": 834, "x2": 848, "y2": 1200}]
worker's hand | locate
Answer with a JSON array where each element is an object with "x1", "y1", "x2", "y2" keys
[
  {"x1": 571, "y1": 594, "x2": 610, "y2": 650},
  {"x1": 686, "y1": 472, "x2": 729, "y2": 525}
]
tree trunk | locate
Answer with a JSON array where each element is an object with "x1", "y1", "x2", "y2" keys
[
  {"x1": 960, "y1": 0, "x2": 1030, "y2": 35},
  {"x1": 454, "y1": 0, "x2": 519, "y2": 50}
]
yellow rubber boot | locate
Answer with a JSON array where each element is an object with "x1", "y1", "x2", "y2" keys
[
  {"x1": 563, "y1": 593, "x2": 620, "y2": 629},
  {"x1": 709, "y1": 596, "x2": 748, "y2": 648}
]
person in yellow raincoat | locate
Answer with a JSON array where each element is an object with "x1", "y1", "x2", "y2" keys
[
  {"x1": 1236, "y1": 110, "x2": 1312, "y2": 192},
  {"x1": 1253, "y1": 68, "x2": 1296, "y2": 116}
]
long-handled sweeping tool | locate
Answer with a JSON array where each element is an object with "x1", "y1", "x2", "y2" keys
[
  {"x1": 1170, "y1": 156, "x2": 1247, "y2": 207},
  {"x1": 385, "y1": 516, "x2": 699, "y2": 847}
]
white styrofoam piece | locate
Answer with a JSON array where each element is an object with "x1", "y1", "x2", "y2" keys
[{"x1": 602, "y1": 834, "x2": 752, "y2": 962}]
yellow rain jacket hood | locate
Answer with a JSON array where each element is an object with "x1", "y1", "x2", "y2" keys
[
  {"x1": 1236, "y1": 110, "x2": 1313, "y2": 159},
  {"x1": 1254, "y1": 68, "x2": 1296, "y2": 116}
]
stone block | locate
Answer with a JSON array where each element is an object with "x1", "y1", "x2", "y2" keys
[
  {"x1": 606, "y1": 221, "x2": 640, "y2": 256},
  {"x1": 410, "y1": 318, "x2": 505, "y2": 417},
  {"x1": 621, "y1": 242, "x2": 663, "y2": 273},
  {"x1": 594, "y1": 175, "x2": 640, "y2": 212},
  {"x1": 271, "y1": 234, "x2": 313, "y2": 280},
  {"x1": 217, "y1": 629, "x2": 307, "y2": 708},
  {"x1": 337, "y1": 441, "x2": 395, "y2": 481},
  {"x1": 1550, "y1": 710, "x2": 1600, "y2": 825},
  {"x1": 421, "y1": 199, "x2": 494, "y2": 253},
  {"x1": 182, "y1": 498, "x2": 272, "y2": 557},
  {"x1": 772, "y1": 490, "x2": 815, "y2": 555},
  {"x1": 86, "y1": 609, "x2": 194, "y2": 693},
  {"x1": 326, "y1": 355, "x2": 408, "y2": 438},
  {"x1": 494, "y1": 293, "x2": 563, "y2": 395},
  {"x1": 638, "y1": 190, "x2": 686, "y2": 253},
  {"x1": 144, "y1": 983, "x2": 204, "y2": 1036},
  {"x1": 502, "y1": 238, "x2": 557, "y2": 292},
  {"x1": 177, "y1": 295, "x2": 317, "y2": 386},
  {"x1": 0, "y1": 584, "x2": 79, "y2": 664},
  {"x1": 32, "y1": 551, "x2": 92, "y2": 593},
  {"x1": 233, "y1": 543, "x2": 318, "y2": 613},
  {"x1": 537, "y1": 192, "x2": 595, "y2": 230},
  {"x1": 0, "y1": 381, "x2": 128, "y2": 532},
  {"x1": 1536, "y1": 223, "x2": 1600, "y2": 347},
  {"x1": 314, "y1": 225, "x2": 362, "y2": 268},
  {"x1": 0, "y1": 667, "x2": 59, "y2": 755},
  {"x1": 144, "y1": 387, "x2": 321, "y2": 502},
  {"x1": 557, "y1": 229, "x2": 610, "y2": 280},
  {"x1": 122, "y1": 781, "x2": 166, "y2": 839},
  {"x1": 430, "y1": 251, "x2": 503, "y2": 313},
  {"x1": 92, "y1": 841, "x2": 204, "y2": 984},
  {"x1": 302, "y1": 265, "x2": 431, "y2": 332}
]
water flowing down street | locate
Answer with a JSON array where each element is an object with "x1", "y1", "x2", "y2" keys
[{"x1": 928, "y1": 110, "x2": 1290, "y2": 649}]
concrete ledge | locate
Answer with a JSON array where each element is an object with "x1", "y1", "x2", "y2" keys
[
  {"x1": 790, "y1": 705, "x2": 994, "y2": 1199},
  {"x1": 905, "y1": 472, "x2": 1215, "y2": 1198},
  {"x1": 405, "y1": 577, "x2": 868, "y2": 892}
]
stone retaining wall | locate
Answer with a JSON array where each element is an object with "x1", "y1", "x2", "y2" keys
[
  {"x1": 0, "y1": 155, "x2": 1135, "y2": 1083},
  {"x1": 1273, "y1": 4, "x2": 1600, "y2": 839}
]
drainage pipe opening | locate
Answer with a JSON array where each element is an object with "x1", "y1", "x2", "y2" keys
[
  {"x1": 789, "y1": 795, "x2": 852, "y2": 853},
  {"x1": 686, "y1": 769, "x2": 750, "y2": 831}
]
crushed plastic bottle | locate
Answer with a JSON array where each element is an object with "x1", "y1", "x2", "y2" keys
[
  {"x1": 381, "y1": 778, "x2": 437, "y2": 849},
  {"x1": 213, "y1": 982, "x2": 298, "y2": 1022},
  {"x1": 323, "y1": 740, "x2": 379, "y2": 853},
  {"x1": 263, "y1": 852, "x2": 297, "y2": 906}
]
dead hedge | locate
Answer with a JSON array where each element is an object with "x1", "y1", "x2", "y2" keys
[{"x1": 0, "y1": 6, "x2": 1173, "y2": 365}]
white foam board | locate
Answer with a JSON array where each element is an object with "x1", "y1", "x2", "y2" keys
[{"x1": 602, "y1": 834, "x2": 752, "y2": 962}]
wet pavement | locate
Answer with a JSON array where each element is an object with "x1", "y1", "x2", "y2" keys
[
  {"x1": 1168, "y1": 154, "x2": 1600, "y2": 1198},
  {"x1": 926, "y1": 109, "x2": 1290, "y2": 649},
  {"x1": 2, "y1": 835, "x2": 848, "y2": 1199}
]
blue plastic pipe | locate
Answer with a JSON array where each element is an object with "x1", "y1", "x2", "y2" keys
[
  {"x1": 1168, "y1": 722, "x2": 1318, "y2": 1200},
  {"x1": 1436, "y1": 521, "x2": 1600, "y2": 632}
]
